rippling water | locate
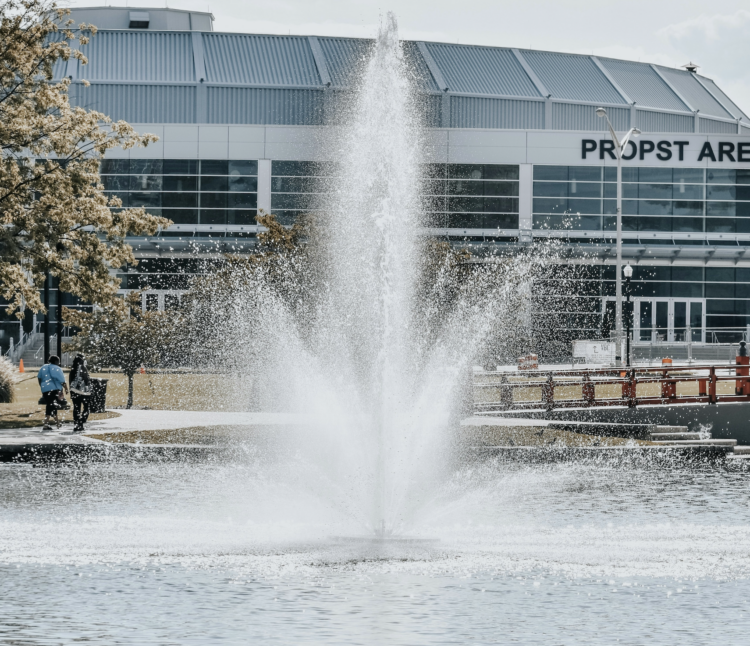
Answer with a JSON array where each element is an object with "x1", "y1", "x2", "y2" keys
[{"x1": 2, "y1": 459, "x2": 749, "y2": 645}]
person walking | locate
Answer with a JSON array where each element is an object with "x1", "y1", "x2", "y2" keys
[
  {"x1": 69, "y1": 353, "x2": 92, "y2": 433},
  {"x1": 37, "y1": 355, "x2": 68, "y2": 431}
]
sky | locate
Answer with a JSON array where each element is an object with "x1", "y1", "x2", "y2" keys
[{"x1": 66, "y1": 0, "x2": 750, "y2": 114}]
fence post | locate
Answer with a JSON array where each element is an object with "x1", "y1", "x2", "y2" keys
[
  {"x1": 628, "y1": 369, "x2": 637, "y2": 408},
  {"x1": 542, "y1": 372, "x2": 555, "y2": 411},
  {"x1": 709, "y1": 367, "x2": 717, "y2": 404},
  {"x1": 582, "y1": 373, "x2": 595, "y2": 406},
  {"x1": 500, "y1": 374, "x2": 513, "y2": 409}
]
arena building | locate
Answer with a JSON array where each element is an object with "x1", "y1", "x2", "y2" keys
[{"x1": 6, "y1": 5, "x2": 750, "y2": 359}]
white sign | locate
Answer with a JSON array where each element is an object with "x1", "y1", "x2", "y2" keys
[{"x1": 572, "y1": 340, "x2": 616, "y2": 364}]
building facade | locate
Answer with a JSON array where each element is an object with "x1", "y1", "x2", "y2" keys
[{"x1": 4, "y1": 6, "x2": 750, "y2": 356}]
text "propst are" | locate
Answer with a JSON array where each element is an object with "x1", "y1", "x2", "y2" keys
[{"x1": 582, "y1": 139, "x2": 750, "y2": 162}]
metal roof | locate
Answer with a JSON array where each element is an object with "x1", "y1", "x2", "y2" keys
[
  {"x1": 62, "y1": 29, "x2": 746, "y2": 132},
  {"x1": 423, "y1": 43, "x2": 540, "y2": 97},
  {"x1": 202, "y1": 34, "x2": 320, "y2": 86},
  {"x1": 656, "y1": 66, "x2": 734, "y2": 119},
  {"x1": 520, "y1": 50, "x2": 626, "y2": 105},
  {"x1": 598, "y1": 58, "x2": 689, "y2": 112}
]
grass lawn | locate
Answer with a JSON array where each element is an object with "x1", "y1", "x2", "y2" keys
[
  {"x1": 1, "y1": 368, "x2": 252, "y2": 429},
  {"x1": 0, "y1": 369, "x2": 119, "y2": 429}
]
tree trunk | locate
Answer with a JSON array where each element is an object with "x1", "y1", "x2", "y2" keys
[{"x1": 127, "y1": 372, "x2": 134, "y2": 409}]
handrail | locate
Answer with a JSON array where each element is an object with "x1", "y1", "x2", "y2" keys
[{"x1": 475, "y1": 362, "x2": 750, "y2": 412}]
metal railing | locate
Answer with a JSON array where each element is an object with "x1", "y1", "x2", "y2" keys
[{"x1": 475, "y1": 362, "x2": 750, "y2": 412}]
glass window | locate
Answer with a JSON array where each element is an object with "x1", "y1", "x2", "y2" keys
[
  {"x1": 567, "y1": 198, "x2": 602, "y2": 214},
  {"x1": 201, "y1": 176, "x2": 228, "y2": 192},
  {"x1": 707, "y1": 170, "x2": 736, "y2": 184},
  {"x1": 706, "y1": 268, "x2": 735, "y2": 282},
  {"x1": 227, "y1": 210, "x2": 257, "y2": 225},
  {"x1": 673, "y1": 168, "x2": 704, "y2": 183},
  {"x1": 567, "y1": 167, "x2": 602, "y2": 182},
  {"x1": 228, "y1": 160, "x2": 258, "y2": 176},
  {"x1": 533, "y1": 166, "x2": 568, "y2": 181},
  {"x1": 130, "y1": 160, "x2": 162, "y2": 175},
  {"x1": 200, "y1": 160, "x2": 228, "y2": 175},
  {"x1": 483, "y1": 181, "x2": 518, "y2": 197},
  {"x1": 534, "y1": 182, "x2": 568, "y2": 198},
  {"x1": 533, "y1": 198, "x2": 568, "y2": 214},
  {"x1": 638, "y1": 216, "x2": 672, "y2": 231},
  {"x1": 672, "y1": 183, "x2": 703, "y2": 199},
  {"x1": 639, "y1": 184, "x2": 672, "y2": 199},
  {"x1": 130, "y1": 175, "x2": 162, "y2": 191},
  {"x1": 229, "y1": 176, "x2": 258, "y2": 192},
  {"x1": 672, "y1": 201, "x2": 703, "y2": 216},
  {"x1": 129, "y1": 192, "x2": 160, "y2": 208},
  {"x1": 639, "y1": 200, "x2": 672, "y2": 216},
  {"x1": 163, "y1": 176, "x2": 198, "y2": 192},
  {"x1": 102, "y1": 176, "x2": 129, "y2": 190},
  {"x1": 449, "y1": 180, "x2": 484, "y2": 196},
  {"x1": 227, "y1": 193, "x2": 257, "y2": 208},
  {"x1": 200, "y1": 210, "x2": 226, "y2": 224},
  {"x1": 568, "y1": 182, "x2": 601, "y2": 198},
  {"x1": 672, "y1": 217, "x2": 703, "y2": 232},
  {"x1": 638, "y1": 168, "x2": 673, "y2": 183},
  {"x1": 163, "y1": 160, "x2": 198, "y2": 175},
  {"x1": 706, "y1": 218, "x2": 735, "y2": 233},
  {"x1": 483, "y1": 165, "x2": 519, "y2": 180},
  {"x1": 201, "y1": 193, "x2": 227, "y2": 209},
  {"x1": 162, "y1": 193, "x2": 198, "y2": 208},
  {"x1": 707, "y1": 185, "x2": 736, "y2": 200},
  {"x1": 100, "y1": 159, "x2": 129, "y2": 174},
  {"x1": 672, "y1": 267, "x2": 703, "y2": 282}
]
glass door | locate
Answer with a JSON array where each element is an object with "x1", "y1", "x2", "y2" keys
[{"x1": 634, "y1": 298, "x2": 705, "y2": 343}]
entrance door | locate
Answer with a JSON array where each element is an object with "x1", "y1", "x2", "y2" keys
[{"x1": 634, "y1": 298, "x2": 705, "y2": 343}]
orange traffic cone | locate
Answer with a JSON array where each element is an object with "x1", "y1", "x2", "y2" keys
[
  {"x1": 139, "y1": 364, "x2": 145, "y2": 374},
  {"x1": 19, "y1": 359, "x2": 24, "y2": 373}
]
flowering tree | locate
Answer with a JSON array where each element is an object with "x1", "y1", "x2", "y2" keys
[
  {"x1": 64, "y1": 293, "x2": 172, "y2": 408},
  {"x1": 0, "y1": 0, "x2": 169, "y2": 319}
]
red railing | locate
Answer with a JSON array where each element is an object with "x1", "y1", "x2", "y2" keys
[{"x1": 475, "y1": 361, "x2": 750, "y2": 411}]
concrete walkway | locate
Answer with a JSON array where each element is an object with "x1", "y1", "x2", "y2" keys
[{"x1": 84, "y1": 409, "x2": 305, "y2": 435}]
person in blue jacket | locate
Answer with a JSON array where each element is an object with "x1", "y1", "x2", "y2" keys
[{"x1": 37, "y1": 355, "x2": 69, "y2": 431}]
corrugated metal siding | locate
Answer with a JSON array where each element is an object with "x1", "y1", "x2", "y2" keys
[
  {"x1": 698, "y1": 77, "x2": 749, "y2": 120},
  {"x1": 207, "y1": 87, "x2": 324, "y2": 125},
  {"x1": 417, "y1": 93, "x2": 442, "y2": 127},
  {"x1": 742, "y1": 125, "x2": 750, "y2": 136},
  {"x1": 550, "y1": 103, "x2": 628, "y2": 131},
  {"x1": 425, "y1": 44, "x2": 540, "y2": 97},
  {"x1": 74, "y1": 83, "x2": 195, "y2": 122},
  {"x1": 599, "y1": 58, "x2": 688, "y2": 112},
  {"x1": 202, "y1": 34, "x2": 320, "y2": 86},
  {"x1": 450, "y1": 97, "x2": 543, "y2": 129},
  {"x1": 81, "y1": 31, "x2": 194, "y2": 82},
  {"x1": 521, "y1": 51, "x2": 626, "y2": 104},
  {"x1": 700, "y1": 118, "x2": 739, "y2": 134},
  {"x1": 657, "y1": 67, "x2": 733, "y2": 119},
  {"x1": 318, "y1": 38, "x2": 371, "y2": 87},
  {"x1": 636, "y1": 109, "x2": 694, "y2": 133}
]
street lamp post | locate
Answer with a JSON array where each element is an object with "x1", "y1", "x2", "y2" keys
[
  {"x1": 595, "y1": 107, "x2": 641, "y2": 366},
  {"x1": 623, "y1": 262, "x2": 633, "y2": 367}
]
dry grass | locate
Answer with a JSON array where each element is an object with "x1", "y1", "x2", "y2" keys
[
  {"x1": 463, "y1": 424, "x2": 655, "y2": 448},
  {"x1": 0, "y1": 369, "x2": 119, "y2": 429}
]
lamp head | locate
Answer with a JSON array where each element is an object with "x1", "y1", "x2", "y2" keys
[
  {"x1": 623, "y1": 263, "x2": 633, "y2": 279},
  {"x1": 596, "y1": 107, "x2": 607, "y2": 118},
  {"x1": 631, "y1": 128, "x2": 642, "y2": 138}
]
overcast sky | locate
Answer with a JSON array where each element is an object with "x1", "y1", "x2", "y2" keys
[{"x1": 68, "y1": 0, "x2": 750, "y2": 114}]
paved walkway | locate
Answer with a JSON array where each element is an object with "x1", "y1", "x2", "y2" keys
[{"x1": 84, "y1": 409, "x2": 305, "y2": 435}]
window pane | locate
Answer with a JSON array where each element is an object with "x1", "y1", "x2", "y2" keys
[
  {"x1": 200, "y1": 210, "x2": 226, "y2": 224},
  {"x1": 483, "y1": 181, "x2": 519, "y2": 196},
  {"x1": 130, "y1": 175, "x2": 163, "y2": 191},
  {"x1": 673, "y1": 201, "x2": 703, "y2": 216},
  {"x1": 673, "y1": 168, "x2": 704, "y2": 183},
  {"x1": 227, "y1": 193, "x2": 257, "y2": 208},
  {"x1": 100, "y1": 159, "x2": 129, "y2": 174},
  {"x1": 163, "y1": 160, "x2": 198, "y2": 175},
  {"x1": 162, "y1": 192, "x2": 198, "y2": 208},
  {"x1": 483, "y1": 165, "x2": 519, "y2": 180},
  {"x1": 567, "y1": 167, "x2": 602, "y2": 182},
  {"x1": 227, "y1": 209, "x2": 257, "y2": 225},
  {"x1": 707, "y1": 169, "x2": 735, "y2": 184},
  {"x1": 533, "y1": 198, "x2": 568, "y2": 214},
  {"x1": 639, "y1": 184, "x2": 672, "y2": 199},
  {"x1": 228, "y1": 160, "x2": 258, "y2": 176},
  {"x1": 672, "y1": 183, "x2": 703, "y2": 199},
  {"x1": 201, "y1": 193, "x2": 227, "y2": 208},
  {"x1": 129, "y1": 192, "x2": 161, "y2": 207},
  {"x1": 201, "y1": 176, "x2": 228, "y2": 192},
  {"x1": 162, "y1": 176, "x2": 198, "y2": 192},
  {"x1": 449, "y1": 180, "x2": 484, "y2": 196},
  {"x1": 533, "y1": 182, "x2": 568, "y2": 198},
  {"x1": 201, "y1": 160, "x2": 228, "y2": 175},
  {"x1": 568, "y1": 182, "x2": 601, "y2": 198},
  {"x1": 639, "y1": 200, "x2": 672, "y2": 216},
  {"x1": 163, "y1": 209, "x2": 198, "y2": 224},
  {"x1": 707, "y1": 185, "x2": 735, "y2": 200},
  {"x1": 228, "y1": 176, "x2": 258, "y2": 192},
  {"x1": 130, "y1": 160, "x2": 162, "y2": 175},
  {"x1": 672, "y1": 217, "x2": 703, "y2": 232},
  {"x1": 639, "y1": 168, "x2": 673, "y2": 182},
  {"x1": 533, "y1": 166, "x2": 568, "y2": 181}
]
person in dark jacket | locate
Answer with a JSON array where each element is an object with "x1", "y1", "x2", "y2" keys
[
  {"x1": 38, "y1": 355, "x2": 68, "y2": 430},
  {"x1": 69, "y1": 353, "x2": 92, "y2": 433}
]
